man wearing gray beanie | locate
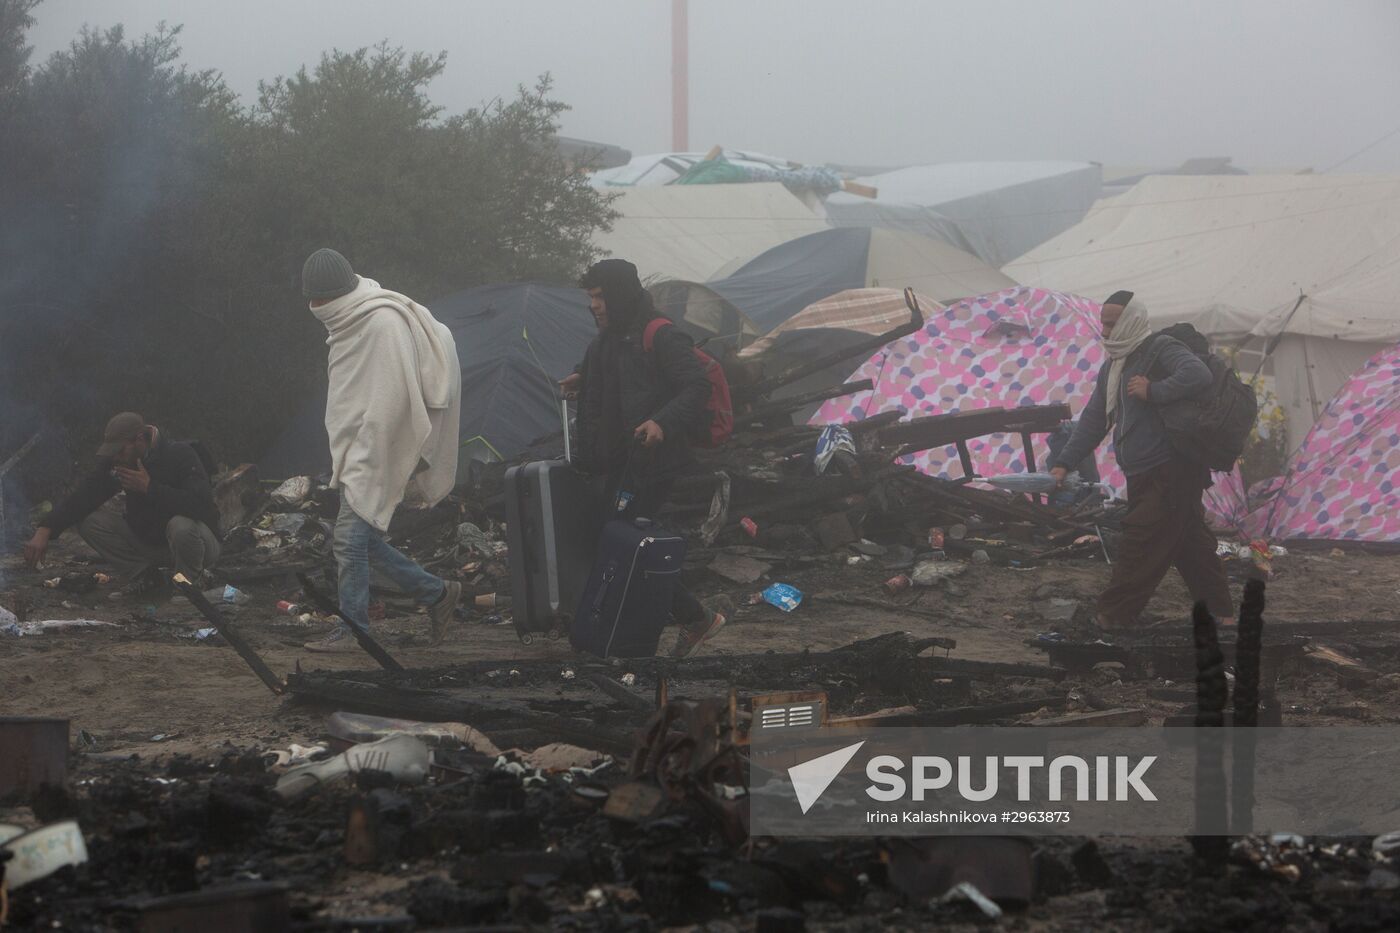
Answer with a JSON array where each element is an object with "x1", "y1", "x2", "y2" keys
[{"x1": 300, "y1": 248, "x2": 465, "y2": 651}]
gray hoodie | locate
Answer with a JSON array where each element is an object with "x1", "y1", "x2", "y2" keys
[{"x1": 1053, "y1": 335, "x2": 1212, "y2": 478}]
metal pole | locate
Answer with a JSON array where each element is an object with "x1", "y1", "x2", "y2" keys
[{"x1": 671, "y1": 0, "x2": 689, "y2": 151}]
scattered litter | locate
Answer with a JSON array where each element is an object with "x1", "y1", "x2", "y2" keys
[
  {"x1": 276, "y1": 600, "x2": 301, "y2": 615},
  {"x1": 185, "y1": 627, "x2": 220, "y2": 641},
  {"x1": 457, "y1": 522, "x2": 507, "y2": 558},
  {"x1": 268, "y1": 512, "x2": 308, "y2": 536},
  {"x1": 884, "y1": 574, "x2": 912, "y2": 595},
  {"x1": 1373, "y1": 832, "x2": 1400, "y2": 856},
  {"x1": 739, "y1": 516, "x2": 759, "y2": 538},
  {"x1": 2, "y1": 618, "x2": 118, "y2": 637},
  {"x1": 520, "y1": 743, "x2": 610, "y2": 772},
  {"x1": 620, "y1": 673, "x2": 636, "y2": 686},
  {"x1": 0, "y1": 820, "x2": 89, "y2": 890},
  {"x1": 203, "y1": 584, "x2": 251, "y2": 605},
  {"x1": 812, "y1": 425, "x2": 856, "y2": 475},
  {"x1": 851, "y1": 538, "x2": 887, "y2": 557},
  {"x1": 935, "y1": 881, "x2": 1003, "y2": 919},
  {"x1": 911, "y1": 559, "x2": 967, "y2": 586},
  {"x1": 326, "y1": 712, "x2": 501, "y2": 756},
  {"x1": 928, "y1": 527, "x2": 945, "y2": 549},
  {"x1": 274, "y1": 734, "x2": 431, "y2": 800},
  {"x1": 264, "y1": 743, "x2": 332, "y2": 772},
  {"x1": 561, "y1": 668, "x2": 576, "y2": 681},
  {"x1": 271, "y1": 475, "x2": 313, "y2": 506},
  {"x1": 760, "y1": 583, "x2": 803, "y2": 612}
]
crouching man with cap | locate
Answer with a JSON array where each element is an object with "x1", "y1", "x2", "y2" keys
[
  {"x1": 24, "y1": 413, "x2": 222, "y2": 600},
  {"x1": 301, "y1": 248, "x2": 464, "y2": 652}
]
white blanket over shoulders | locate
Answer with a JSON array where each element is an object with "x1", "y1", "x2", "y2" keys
[{"x1": 312, "y1": 277, "x2": 461, "y2": 532}]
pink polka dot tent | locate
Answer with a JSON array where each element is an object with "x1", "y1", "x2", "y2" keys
[
  {"x1": 1244, "y1": 343, "x2": 1400, "y2": 543},
  {"x1": 812, "y1": 286, "x2": 1125, "y2": 487}
]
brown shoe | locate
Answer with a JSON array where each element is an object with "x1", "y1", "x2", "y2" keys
[{"x1": 429, "y1": 581, "x2": 463, "y2": 645}]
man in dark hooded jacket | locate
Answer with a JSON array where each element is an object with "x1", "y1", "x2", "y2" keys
[{"x1": 560, "y1": 259, "x2": 731, "y2": 658}]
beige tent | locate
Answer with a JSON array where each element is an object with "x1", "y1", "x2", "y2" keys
[
  {"x1": 1004, "y1": 173, "x2": 1400, "y2": 447},
  {"x1": 591, "y1": 182, "x2": 828, "y2": 283}
]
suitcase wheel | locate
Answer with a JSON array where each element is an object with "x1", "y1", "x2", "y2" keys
[{"x1": 519, "y1": 632, "x2": 536, "y2": 646}]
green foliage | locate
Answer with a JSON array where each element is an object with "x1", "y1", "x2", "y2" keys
[{"x1": 0, "y1": 16, "x2": 615, "y2": 464}]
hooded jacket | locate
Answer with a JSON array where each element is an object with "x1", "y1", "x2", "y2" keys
[{"x1": 574, "y1": 260, "x2": 710, "y2": 478}]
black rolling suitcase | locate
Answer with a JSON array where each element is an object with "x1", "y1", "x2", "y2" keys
[
  {"x1": 571, "y1": 517, "x2": 687, "y2": 658},
  {"x1": 504, "y1": 459, "x2": 602, "y2": 645}
]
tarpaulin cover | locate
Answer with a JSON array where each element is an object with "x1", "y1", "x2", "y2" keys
[
  {"x1": 811, "y1": 287, "x2": 1125, "y2": 488},
  {"x1": 260, "y1": 283, "x2": 596, "y2": 480}
]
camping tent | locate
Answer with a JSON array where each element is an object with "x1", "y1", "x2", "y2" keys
[
  {"x1": 1250, "y1": 254, "x2": 1400, "y2": 456},
  {"x1": 592, "y1": 183, "x2": 828, "y2": 283},
  {"x1": 731, "y1": 289, "x2": 945, "y2": 420},
  {"x1": 681, "y1": 226, "x2": 1014, "y2": 334},
  {"x1": 827, "y1": 161, "x2": 1102, "y2": 266},
  {"x1": 811, "y1": 287, "x2": 1124, "y2": 488},
  {"x1": 739, "y1": 288, "x2": 941, "y2": 359},
  {"x1": 259, "y1": 284, "x2": 596, "y2": 480},
  {"x1": 1206, "y1": 342, "x2": 1400, "y2": 544},
  {"x1": 1004, "y1": 173, "x2": 1400, "y2": 447}
]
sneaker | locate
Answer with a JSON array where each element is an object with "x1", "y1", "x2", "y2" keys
[
  {"x1": 304, "y1": 625, "x2": 356, "y2": 653},
  {"x1": 108, "y1": 568, "x2": 171, "y2": 604},
  {"x1": 428, "y1": 580, "x2": 463, "y2": 645},
  {"x1": 670, "y1": 599, "x2": 732, "y2": 659}
]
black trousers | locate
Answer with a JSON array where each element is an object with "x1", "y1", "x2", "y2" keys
[{"x1": 602, "y1": 469, "x2": 707, "y2": 627}]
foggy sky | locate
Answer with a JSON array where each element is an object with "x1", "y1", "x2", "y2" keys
[{"x1": 26, "y1": 0, "x2": 1400, "y2": 174}]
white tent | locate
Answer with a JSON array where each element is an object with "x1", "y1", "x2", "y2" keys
[
  {"x1": 1005, "y1": 173, "x2": 1400, "y2": 448},
  {"x1": 826, "y1": 161, "x2": 1102, "y2": 267},
  {"x1": 590, "y1": 183, "x2": 828, "y2": 283}
]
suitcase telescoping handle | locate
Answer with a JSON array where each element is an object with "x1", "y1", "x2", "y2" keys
[
  {"x1": 588, "y1": 566, "x2": 616, "y2": 621},
  {"x1": 560, "y1": 396, "x2": 572, "y2": 464}
]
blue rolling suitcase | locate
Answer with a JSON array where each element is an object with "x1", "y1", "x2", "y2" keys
[{"x1": 571, "y1": 518, "x2": 687, "y2": 658}]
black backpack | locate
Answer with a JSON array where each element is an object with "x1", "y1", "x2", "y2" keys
[{"x1": 1145, "y1": 324, "x2": 1258, "y2": 472}]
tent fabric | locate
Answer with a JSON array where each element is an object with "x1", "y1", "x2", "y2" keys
[
  {"x1": 810, "y1": 287, "x2": 1125, "y2": 489},
  {"x1": 591, "y1": 183, "x2": 828, "y2": 283},
  {"x1": 1242, "y1": 343, "x2": 1400, "y2": 543},
  {"x1": 827, "y1": 161, "x2": 1102, "y2": 267},
  {"x1": 1005, "y1": 174, "x2": 1400, "y2": 340},
  {"x1": 260, "y1": 284, "x2": 597, "y2": 481},
  {"x1": 706, "y1": 227, "x2": 1014, "y2": 333},
  {"x1": 738, "y1": 288, "x2": 942, "y2": 359}
]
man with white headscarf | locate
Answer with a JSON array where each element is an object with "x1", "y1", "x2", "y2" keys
[
  {"x1": 300, "y1": 248, "x2": 464, "y2": 652},
  {"x1": 1051, "y1": 290, "x2": 1234, "y2": 629}
]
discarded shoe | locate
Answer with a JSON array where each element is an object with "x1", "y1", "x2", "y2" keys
[
  {"x1": 429, "y1": 580, "x2": 463, "y2": 645},
  {"x1": 274, "y1": 733, "x2": 431, "y2": 799},
  {"x1": 304, "y1": 625, "x2": 355, "y2": 653}
]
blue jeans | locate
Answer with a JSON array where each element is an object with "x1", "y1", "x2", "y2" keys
[{"x1": 334, "y1": 501, "x2": 445, "y2": 633}]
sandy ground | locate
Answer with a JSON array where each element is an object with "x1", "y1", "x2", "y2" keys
[{"x1": 4, "y1": 537, "x2": 1400, "y2": 756}]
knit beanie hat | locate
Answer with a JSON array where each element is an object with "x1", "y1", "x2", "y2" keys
[{"x1": 302, "y1": 248, "x2": 358, "y2": 300}]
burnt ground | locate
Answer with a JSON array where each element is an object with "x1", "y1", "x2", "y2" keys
[{"x1": 5, "y1": 536, "x2": 1400, "y2": 931}]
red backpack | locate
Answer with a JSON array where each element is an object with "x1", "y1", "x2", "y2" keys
[{"x1": 642, "y1": 318, "x2": 734, "y2": 448}]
